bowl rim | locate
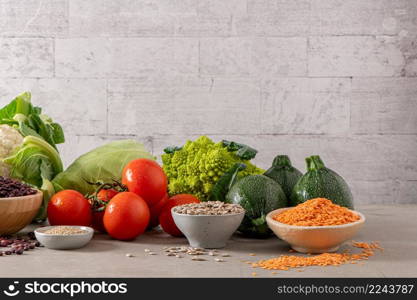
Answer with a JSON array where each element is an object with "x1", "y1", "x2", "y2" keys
[
  {"x1": 171, "y1": 207, "x2": 245, "y2": 217},
  {"x1": 0, "y1": 190, "x2": 43, "y2": 201},
  {"x1": 266, "y1": 207, "x2": 366, "y2": 230},
  {"x1": 34, "y1": 225, "x2": 94, "y2": 237}
]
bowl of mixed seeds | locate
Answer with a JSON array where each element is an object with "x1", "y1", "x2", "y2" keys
[
  {"x1": 34, "y1": 226, "x2": 94, "y2": 250},
  {"x1": 172, "y1": 201, "x2": 245, "y2": 249},
  {"x1": 0, "y1": 176, "x2": 43, "y2": 235}
]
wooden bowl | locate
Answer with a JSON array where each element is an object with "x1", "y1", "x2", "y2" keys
[
  {"x1": 0, "y1": 191, "x2": 43, "y2": 235},
  {"x1": 266, "y1": 207, "x2": 365, "y2": 253}
]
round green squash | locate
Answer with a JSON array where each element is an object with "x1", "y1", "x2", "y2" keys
[
  {"x1": 226, "y1": 174, "x2": 287, "y2": 238},
  {"x1": 264, "y1": 155, "x2": 302, "y2": 199},
  {"x1": 290, "y1": 155, "x2": 354, "y2": 209}
]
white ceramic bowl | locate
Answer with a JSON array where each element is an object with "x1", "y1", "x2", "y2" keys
[
  {"x1": 172, "y1": 209, "x2": 244, "y2": 249},
  {"x1": 266, "y1": 207, "x2": 365, "y2": 253},
  {"x1": 0, "y1": 191, "x2": 43, "y2": 235},
  {"x1": 34, "y1": 226, "x2": 94, "y2": 250}
]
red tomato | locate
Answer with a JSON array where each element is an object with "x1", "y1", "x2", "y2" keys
[
  {"x1": 91, "y1": 189, "x2": 119, "y2": 233},
  {"x1": 159, "y1": 194, "x2": 200, "y2": 237},
  {"x1": 103, "y1": 192, "x2": 150, "y2": 240},
  {"x1": 148, "y1": 193, "x2": 169, "y2": 229},
  {"x1": 122, "y1": 159, "x2": 167, "y2": 206},
  {"x1": 97, "y1": 189, "x2": 119, "y2": 202},
  {"x1": 47, "y1": 190, "x2": 92, "y2": 226}
]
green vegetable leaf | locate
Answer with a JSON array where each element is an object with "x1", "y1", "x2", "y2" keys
[
  {"x1": 35, "y1": 178, "x2": 55, "y2": 222},
  {"x1": 0, "y1": 92, "x2": 32, "y2": 119},
  {"x1": 163, "y1": 146, "x2": 183, "y2": 154},
  {"x1": 52, "y1": 140, "x2": 154, "y2": 195},
  {"x1": 251, "y1": 215, "x2": 266, "y2": 226},
  {"x1": 210, "y1": 163, "x2": 246, "y2": 202},
  {"x1": 0, "y1": 92, "x2": 65, "y2": 149},
  {"x1": 222, "y1": 140, "x2": 258, "y2": 160},
  {"x1": 3, "y1": 136, "x2": 63, "y2": 187},
  {"x1": 51, "y1": 122, "x2": 65, "y2": 144}
]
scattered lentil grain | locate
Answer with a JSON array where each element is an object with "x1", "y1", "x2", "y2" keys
[{"x1": 251, "y1": 241, "x2": 382, "y2": 271}]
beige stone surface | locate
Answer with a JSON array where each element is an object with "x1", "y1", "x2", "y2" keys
[{"x1": 1, "y1": 205, "x2": 416, "y2": 278}]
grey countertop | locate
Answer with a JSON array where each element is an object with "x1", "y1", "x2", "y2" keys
[{"x1": 1, "y1": 205, "x2": 416, "y2": 278}]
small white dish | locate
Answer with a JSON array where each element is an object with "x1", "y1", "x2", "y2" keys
[
  {"x1": 266, "y1": 207, "x2": 365, "y2": 253},
  {"x1": 172, "y1": 209, "x2": 244, "y2": 249},
  {"x1": 34, "y1": 226, "x2": 94, "y2": 250}
]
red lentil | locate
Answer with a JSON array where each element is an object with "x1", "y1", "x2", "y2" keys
[
  {"x1": 251, "y1": 242, "x2": 383, "y2": 271},
  {"x1": 273, "y1": 198, "x2": 360, "y2": 226}
]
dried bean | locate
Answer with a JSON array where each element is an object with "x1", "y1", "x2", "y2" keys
[{"x1": 0, "y1": 176, "x2": 37, "y2": 198}]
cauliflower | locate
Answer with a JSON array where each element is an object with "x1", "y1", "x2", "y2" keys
[
  {"x1": 162, "y1": 136, "x2": 264, "y2": 201},
  {"x1": 0, "y1": 124, "x2": 24, "y2": 177}
]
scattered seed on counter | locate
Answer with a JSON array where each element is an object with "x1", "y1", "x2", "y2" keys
[
  {"x1": 161, "y1": 246, "x2": 235, "y2": 264},
  {"x1": 125, "y1": 253, "x2": 134, "y2": 257},
  {"x1": 191, "y1": 256, "x2": 206, "y2": 261},
  {"x1": 148, "y1": 252, "x2": 157, "y2": 255},
  {"x1": 144, "y1": 249, "x2": 151, "y2": 253},
  {"x1": 172, "y1": 201, "x2": 244, "y2": 216},
  {"x1": 0, "y1": 232, "x2": 42, "y2": 257},
  {"x1": 251, "y1": 242, "x2": 383, "y2": 271}
]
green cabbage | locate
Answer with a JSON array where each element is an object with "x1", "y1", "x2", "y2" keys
[{"x1": 52, "y1": 140, "x2": 155, "y2": 195}]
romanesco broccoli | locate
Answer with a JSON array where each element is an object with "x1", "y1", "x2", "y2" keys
[{"x1": 162, "y1": 136, "x2": 264, "y2": 201}]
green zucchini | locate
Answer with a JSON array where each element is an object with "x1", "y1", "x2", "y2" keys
[
  {"x1": 291, "y1": 155, "x2": 354, "y2": 209},
  {"x1": 264, "y1": 155, "x2": 302, "y2": 199},
  {"x1": 226, "y1": 175, "x2": 287, "y2": 238}
]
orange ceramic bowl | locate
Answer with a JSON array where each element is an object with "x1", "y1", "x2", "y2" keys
[{"x1": 0, "y1": 191, "x2": 43, "y2": 235}]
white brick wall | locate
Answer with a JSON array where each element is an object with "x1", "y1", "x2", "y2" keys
[{"x1": 0, "y1": 0, "x2": 416, "y2": 204}]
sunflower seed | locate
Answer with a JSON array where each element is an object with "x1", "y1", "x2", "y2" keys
[
  {"x1": 191, "y1": 256, "x2": 206, "y2": 261},
  {"x1": 214, "y1": 258, "x2": 225, "y2": 262},
  {"x1": 125, "y1": 253, "x2": 134, "y2": 257},
  {"x1": 173, "y1": 201, "x2": 244, "y2": 215}
]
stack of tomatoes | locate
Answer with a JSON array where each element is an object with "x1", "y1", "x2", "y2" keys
[{"x1": 47, "y1": 158, "x2": 199, "y2": 240}]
